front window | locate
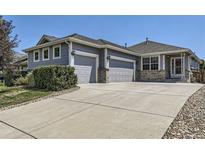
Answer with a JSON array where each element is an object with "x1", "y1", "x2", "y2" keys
[
  {"x1": 142, "y1": 56, "x2": 159, "y2": 70},
  {"x1": 142, "y1": 58, "x2": 150, "y2": 70},
  {"x1": 33, "y1": 50, "x2": 40, "y2": 62},
  {"x1": 53, "y1": 45, "x2": 61, "y2": 59},
  {"x1": 43, "y1": 48, "x2": 49, "y2": 61},
  {"x1": 151, "y1": 57, "x2": 159, "y2": 70}
]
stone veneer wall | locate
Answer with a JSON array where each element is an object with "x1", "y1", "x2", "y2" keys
[
  {"x1": 139, "y1": 70, "x2": 166, "y2": 81},
  {"x1": 98, "y1": 68, "x2": 109, "y2": 83},
  {"x1": 135, "y1": 70, "x2": 141, "y2": 81}
]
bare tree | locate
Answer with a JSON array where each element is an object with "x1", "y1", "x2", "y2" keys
[{"x1": 0, "y1": 16, "x2": 19, "y2": 72}]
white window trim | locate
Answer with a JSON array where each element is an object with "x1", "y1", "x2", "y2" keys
[
  {"x1": 142, "y1": 56, "x2": 159, "y2": 71},
  {"x1": 42, "y1": 47, "x2": 50, "y2": 61},
  {"x1": 53, "y1": 45, "x2": 61, "y2": 59},
  {"x1": 33, "y1": 50, "x2": 40, "y2": 62}
]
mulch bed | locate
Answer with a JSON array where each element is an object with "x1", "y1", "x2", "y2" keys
[{"x1": 162, "y1": 85, "x2": 205, "y2": 139}]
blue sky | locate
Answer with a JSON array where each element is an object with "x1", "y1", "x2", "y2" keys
[{"x1": 4, "y1": 15, "x2": 205, "y2": 59}]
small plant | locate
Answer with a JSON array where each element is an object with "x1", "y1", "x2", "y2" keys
[
  {"x1": 27, "y1": 72, "x2": 35, "y2": 87},
  {"x1": 15, "y1": 76, "x2": 28, "y2": 86},
  {"x1": 0, "y1": 82, "x2": 4, "y2": 86},
  {"x1": 4, "y1": 70, "x2": 14, "y2": 87}
]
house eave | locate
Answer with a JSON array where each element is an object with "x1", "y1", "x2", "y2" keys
[
  {"x1": 24, "y1": 37, "x2": 140, "y2": 56},
  {"x1": 139, "y1": 49, "x2": 189, "y2": 56}
]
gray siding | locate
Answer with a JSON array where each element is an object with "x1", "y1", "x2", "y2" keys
[
  {"x1": 28, "y1": 43, "x2": 69, "y2": 69},
  {"x1": 108, "y1": 49, "x2": 137, "y2": 61},
  {"x1": 109, "y1": 59, "x2": 134, "y2": 69},
  {"x1": 72, "y1": 42, "x2": 103, "y2": 67},
  {"x1": 108, "y1": 49, "x2": 138, "y2": 69}
]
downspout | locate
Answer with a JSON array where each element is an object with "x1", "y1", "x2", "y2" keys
[{"x1": 64, "y1": 40, "x2": 70, "y2": 66}]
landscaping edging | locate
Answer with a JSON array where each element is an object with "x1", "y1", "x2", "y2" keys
[
  {"x1": 162, "y1": 85, "x2": 205, "y2": 139},
  {"x1": 0, "y1": 86, "x2": 80, "y2": 112}
]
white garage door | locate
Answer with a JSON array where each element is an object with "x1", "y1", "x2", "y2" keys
[
  {"x1": 109, "y1": 58, "x2": 135, "y2": 82},
  {"x1": 74, "y1": 54, "x2": 97, "y2": 84}
]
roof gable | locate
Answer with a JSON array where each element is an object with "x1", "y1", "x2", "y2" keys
[
  {"x1": 36, "y1": 34, "x2": 58, "y2": 45},
  {"x1": 128, "y1": 40, "x2": 187, "y2": 54}
]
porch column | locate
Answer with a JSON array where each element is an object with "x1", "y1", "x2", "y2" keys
[
  {"x1": 69, "y1": 41, "x2": 74, "y2": 66},
  {"x1": 181, "y1": 52, "x2": 185, "y2": 80},
  {"x1": 183, "y1": 53, "x2": 186, "y2": 79},
  {"x1": 181, "y1": 53, "x2": 183, "y2": 79},
  {"x1": 104, "y1": 48, "x2": 109, "y2": 69},
  {"x1": 162, "y1": 55, "x2": 165, "y2": 70}
]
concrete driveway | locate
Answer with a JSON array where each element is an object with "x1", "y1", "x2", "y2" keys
[{"x1": 0, "y1": 82, "x2": 203, "y2": 139}]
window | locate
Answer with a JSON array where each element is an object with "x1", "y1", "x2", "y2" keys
[
  {"x1": 151, "y1": 57, "x2": 159, "y2": 70},
  {"x1": 142, "y1": 56, "x2": 159, "y2": 70},
  {"x1": 42, "y1": 48, "x2": 49, "y2": 61},
  {"x1": 53, "y1": 45, "x2": 61, "y2": 59},
  {"x1": 33, "y1": 50, "x2": 40, "y2": 62},
  {"x1": 142, "y1": 58, "x2": 150, "y2": 70}
]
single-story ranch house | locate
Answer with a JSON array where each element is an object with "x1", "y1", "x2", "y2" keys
[{"x1": 24, "y1": 34, "x2": 201, "y2": 83}]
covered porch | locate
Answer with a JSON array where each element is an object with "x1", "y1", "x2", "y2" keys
[{"x1": 163, "y1": 52, "x2": 189, "y2": 82}]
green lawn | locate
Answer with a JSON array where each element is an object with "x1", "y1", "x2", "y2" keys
[{"x1": 0, "y1": 85, "x2": 52, "y2": 109}]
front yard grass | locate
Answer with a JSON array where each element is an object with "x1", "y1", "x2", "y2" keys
[{"x1": 0, "y1": 85, "x2": 52, "y2": 109}]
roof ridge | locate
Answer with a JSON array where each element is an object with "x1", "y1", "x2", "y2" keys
[
  {"x1": 43, "y1": 34, "x2": 58, "y2": 38},
  {"x1": 129, "y1": 40, "x2": 187, "y2": 50}
]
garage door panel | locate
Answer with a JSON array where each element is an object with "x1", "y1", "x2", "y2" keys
[
  {"x1": 109, "y1": 59, "x2": 134, "y2": 82},
  {"x1": 109, "y1": 59, "x2": 134, "y2": 69},
  {"x1": 74, "y1": 55, "x2": 96, "y2": 84}
]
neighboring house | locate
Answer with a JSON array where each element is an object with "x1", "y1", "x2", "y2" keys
[
  {"x1": 13, "y1": 55, "x2": 28, "y2": 72},
  {"x1": 24, "y1": 34, "x2": 201, "y2": 83}
]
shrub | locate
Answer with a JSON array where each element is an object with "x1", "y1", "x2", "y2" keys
[
  {"x1": 33, "y1": 65, "x2": 77, "y2": 91},
  {"x1": 15, "y1": 76, "x2": 28, "y2": 86},
  {"x1": 4, "y1": 70, "x2": 14, "y2": 87},
  {"x1": 27, "y1": 72, "x2": 35, "y2": 87},
  {"x1": 14, "y1": 71, "x2": 28, "y2": 80},
  {"x1": 0, "y1": 82, "x2": 4, "y2": 86}
]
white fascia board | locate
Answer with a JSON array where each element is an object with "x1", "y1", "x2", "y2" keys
[
  {"x1": 24, "y1": 37, "x2": 140, "y2": 57},
  {"x1": 69, "y1": 38, "x2": 101, "y2": 48},
  {"x1": 140, "y1": 49, "x2": 188, "y2": 56},
  {"x1": 110, "y1": 55, "x2": 136, "y2": 63},
  {"x1": 104, "y1": 45, "x2": 140, "y2": 56},
  {"x1": 70, "y1": 38, "x2": 140, "y2": 56},
  {"x1": 187, "y1": 50, "x2": 202, "y2": 63},
  {"x1": 24, "y1": 38, "x2": 65, "y2": 52},
  {"x1": 74, "y1": 50, "x2": 99, "y2": 58}
]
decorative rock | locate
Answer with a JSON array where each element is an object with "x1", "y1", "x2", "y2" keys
[{"x1": 162, "y1": 85, "x2": 205, "y2": 139}]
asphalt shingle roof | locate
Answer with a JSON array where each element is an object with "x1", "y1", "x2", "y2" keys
[
  {"x1": 43, "y1": 35, "x2": 58, "y2": 41},
  {"x1": 128, "y1": 40, "x2": 188, "y2": 54},
  {"x1": 66, "y1": 33, "x2": 128, "y2": 50}
]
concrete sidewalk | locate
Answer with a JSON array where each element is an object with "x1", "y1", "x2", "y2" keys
[{"x1": 0, "y1": 82, "x2": 203, "y2": 138}]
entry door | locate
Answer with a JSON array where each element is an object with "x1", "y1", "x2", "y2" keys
[{"x1": 171, "y1": 57, "x2": 182, "y2": 78}]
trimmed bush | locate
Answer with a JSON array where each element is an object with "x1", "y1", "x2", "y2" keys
[
  {"x1": 4, "y1": 70, "x2": 14, "y2": 87},
  {"x1": 15, "y1": 76, "x2": 28, "y2": 86},
  {"x1": 33, "y1": 65, "x2": 77, "y2": 91}
]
